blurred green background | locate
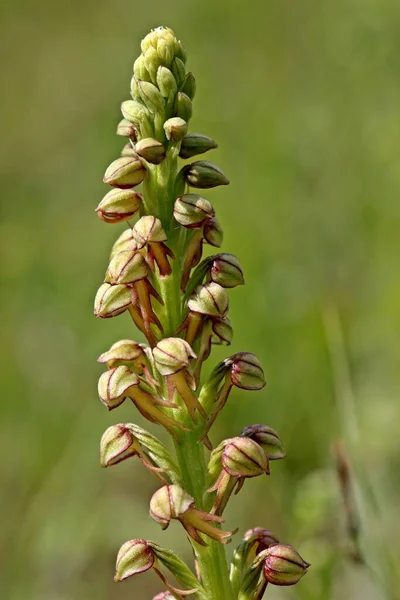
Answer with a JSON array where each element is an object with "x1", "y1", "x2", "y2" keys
[{"x1": 1, "y1": 0, "x2": 400, "y2": 598}]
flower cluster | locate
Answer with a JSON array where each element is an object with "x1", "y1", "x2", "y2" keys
[{"x1": 94, "y1": 26, "x2": 309, "y2": 599}]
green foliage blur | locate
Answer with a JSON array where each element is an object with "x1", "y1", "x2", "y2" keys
[{"x1": 1, "y1": 0, "x2": 400, "y2": 598}]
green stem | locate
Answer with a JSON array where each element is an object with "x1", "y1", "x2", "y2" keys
[{"x1": 147, "y1": 153, "x2": 234, "y2": 600}]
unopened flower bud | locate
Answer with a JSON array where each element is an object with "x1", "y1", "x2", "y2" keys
[
  {"x1": 164, "y1": 117, "x2": 187, "y2": 141},
  {"x1": 95, "y1": 188, "x2": 142, "y2": 223},
  {"x1": 120, "y1": 142, "x2": 137, "y2": 158},
  {"x1": 153, "y1": 593, "x2": 174, "y2": 600},
  {"x1": 209, "y1": 253, "x2": 244, "y2": 288},
  {"x1": 153, "y1": 338, "x2": 196, "y2": 376},
  {"x1": 183, "y1": 161, "x2": 229, "y2": 189},
  {"x1": 135, "y1": 138, "x2": 166, "y2": 165},
  {"x1": 103, "y1": 155, "x2": 145, "y2": 188},
  {"x1": 98, "y1": 339, "x2": 145, "y2": 365},
  {"x1": 156, "y1": 66, "x2": 177, "y2": 98},
  {"x1": 181, "y1": 72, "x2": 196, "y2": 100},
  {"x1": 173, "y1": 194, "x2": 215, "y2": 228},
  {"x1": 106, "y1": 250, "x2": 149, "y2": 284},
  {"x1": 212, "y1": 316, "x2": 233, "y2": 345},
  {"x1": 115, "y1": 539, "x2": 155, "y2": 582},
  {"x1": 110, "y1": 228, "x2": 138, "y2": 259},
  {"x1": 116, "y1": 118, "x2": 137, "y2": 139},
  {"x1": 188, "y1": 282, "x2": 229, "y2": 318},
  {"x1": 133, "y1": 55, "x2": 151, "y2": 82},
  {"x1": 133, "y1": 216, "x2": 167, "y2": 247},
  {"x1": 241, "y1": 425, "x2": 285, "y2": 460},
  {"x1": 94, "y1": 283, "x2": 132, "y2": 318},
  {"x1": 243, "y1": 527, "x2": 280, "y2": 553},
  {"x1": 263, "y1": 544, "x2": 310, "y2": 586},
  {"x1": 171, "y1": 57, "x2": 186, "y2": 88},
  {"x1": 229, "y1": 352, "x2": 266, "y2": 390},
  {"x1": 203, "y1": 217, "x2": 224, "y2": 247},
  {"x1": 174, "y1": 92, "x2": 192, "y2": 122},
  {"x1": 174, "y1": 39, "x2": 187, "y2": 63},
  {"x1": 222, "y1": 437, "x2": 269, "y2": 478},
  {"x1": 179, "y1": 133, "x2": 218, "y2": 159},
  {"x1": 100, "y1": 423, "x2": 141, "y2": 467},
  {"x1": 98, "y1": 365, "x2": 138, "y2": 409},
  {"x1": 138, "y1": 80, "x2": 165, "y2": 113},
  {"x1": 121, "y1": 99, "x2": 149, "y2": 124}
]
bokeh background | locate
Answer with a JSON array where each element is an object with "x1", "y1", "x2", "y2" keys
[{"x1": 1, "y1": 0, "x2": 400, "y2": 598}]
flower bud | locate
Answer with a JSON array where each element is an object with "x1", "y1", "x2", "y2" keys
[
  {"x1": 95, "y1": 188, "x2": 142, "y2": 223},
  {"x1": 173, "y1": 194, "x2": 215, "y2": 228},
  {"x1": 174, "y1": 39, "x2": 187, "y2": 63},
  {"x1": 164, "y1": 117, "x2": 187, "y2": 141},
  {"x1": 133, "y1": 216, "x2": 167, "y2": 247},
  {"x1": 110, "y1": 228, "x2": 138, "y2": 259},
  {"x1": 135, "y1": 138, "x2": 166, "y2": 165},
  {"x1": 98, "y1": 339, "x2": 145, "y2": 365},
  {"x1": 116, "y1": 118, "x2": 137, "y2": 138},
  {"x1": 183, "y1": 161, "x2": 229, "y2": 189},
  {"x1": 153, "y1": 338, "x2": 196, "y2": 376},
  {"x1": 138, "y1": 80, "x2": 166, "y2": 113},
  {"x1": 100, "y1": 423, "x2": 141, "y2": 467},
  {"x1": 188, "y1": 282, "x2": 229, "y2": 318},
  {"x1": 209, "y1": 253, "x2": 244, "y2": 288},
  {"x1": 150, "y1": 484, "x2": 193, "y2": 528},
  {"x1": 212, "y1": 316, "x2": 233, "y2": 345},
  {"x1": 103, "y1": 155, "x2": 145, "y2": 189},
  {"x1": 179, "y1": 133, "x2": 218, "y2": 159},
  {"x1": 143, "y1": 46, "x2": 162, "y2": 82},
  {"x1": 243, "y1": 527, "x2": 280, "y2": 553},
  {"x1": 263, "y1": 544, "x2": 310, "y2": 586},
  {"x1": 181, "y1": 72, "x2": 196, "y2": 100},
  {"x1": 94, "y1": 283, "x2": 132, "y2": 318},
  {"x1": 121, "y1": 99, "x2": 149, "y2": 124},
  {"x1": 241, "y1": 425, "x2": 285, "y2": 460},
  {"x1": 133, "y1": 55, "x2": 151, "y2": 82},
  {"x1": 229, "y1": 352, "x2": 266, "y2": 390},
  {"x1": 156, "y1": 66, "x2": 177, "y2": 98},
  {"x1": 98, "y1": 365, "x2": 138, "y2": 409},
  {"x1": 171, "y1": 57, "x2": 186, "y2": 88},
  {"x1": 203, "y1": 217, "x2": 224, "y2": 247},
  {"x1": 222, "y1": 437, "x2": 269, "y2": 478},
  {"x1": 106, "y1": 250, "x2": 149, "y2": 284},
  {"x1": 174, "y1": 92, "x2": 192, "y2": 122},
  {"x1": 114, "y1": 539, "x2": 155, "y2": 582},
  {"x1": 153, "y1": 593, "x2": 174, "y2": 600}
]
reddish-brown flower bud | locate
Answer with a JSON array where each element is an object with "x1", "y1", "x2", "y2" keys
[{"x1": 241, "y1": 424, "x2": 285, "y2": 460}]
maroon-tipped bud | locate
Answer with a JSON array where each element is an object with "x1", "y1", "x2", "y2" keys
[
  {"x1": 241, "y1": 424, "x2": 285, "y2": 460},
  {"x1": 95, "y1": 188, "x2": 142, "y2": 224},
  {"x1": 229, "y1": 352, "x2": 266, "y2": 390},
  {"x1": 114, "y1": 539, "x2": 155, "y2": 582},
  {"x1": 263, "y1": 544, "x2": 310, "y2": 586}
]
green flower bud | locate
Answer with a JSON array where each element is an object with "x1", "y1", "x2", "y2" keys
[
  {"x1": 141, "y1": 27, "x2": 177, "y2": 65},
  {"x1": 121, "y1": 142, "x2": 137, "y2": 158},
  {"x1": 110, "y1": 228, "x2": 138, "y2": 259},
  {"x1": 173, "y1": 193, "x2": 215, "y2": 228},
  {"x1": 263, "y1": 544, "x2": 310, "y2": 586},
  {"x1": 153, "y1": 338, "x2": 196, "y2": 376},
  {"x1": 100, "y1": 423, "x2": 142, "y2": 467},
  {"x1": 204, "y1": 217, "x2": 224, "y2": 247},
  {"x1": 222, "y1": 437, "x2": 269, "y2": 478},
  {"x1": 94, "y1": 283, "x2": 132, "y2": 318},
  {"x1": 133, "y1": 215, "x2": 167, "y2": 247},
  {"x1": 163, "y1": 117, "x2": 187, "y2": 141},
  {"x1": 135, "y1": 138, "x2": 166, "y2": 164},
  {"x1": 98, "y1": 365, "x2": 138, "y2": 409},
  {"x1": 106, "y1": 250, "x2": 149, "y2": 284},
  {"x1": 103, "y1": 155, "x2": 145, "y2": 189},
  {"x1": 209, "y1": 253, "x2": 244, "y2": 288},
  {"x1": 156, "y1": 66, "x2": 177, "y2": 98},
  {"x1": 121, "y1": 99, "x2": 149, "y2": 124},
  {"x1": 183, "y1": 160, "x2": 229, "y2": 189},
  {"x1": 95, "y1": 188, "x2": 142, "y2": 224},
  {"x1": 138, "y1": 80, "x2": 165, "y2": 113},
  {"x1": 241, "y1": 425, "x2": 286, "y2": 460},
  {"x1": 116, "y1": 118, "x2": 137, "y2": 139},
  {"x1": 114, "y1": 539, "x2": 155, "y2": 582},
  {"x1": 179, "y1": 133, "x2": 217, "y2": 159},
  {"x1": 130, "y1": 74, "x2": 140, "y2": 101},
  {"x1": 174, "y1": 39, "x2": 187, "y2": 64},
  {"x1": 188, "y1": 282, "x2": 229, "y2": 318},
  {"x1": 174, "y1": 92, "x2": 192, "y2": 122},
  {"x1": 171, "y1": 57, "x2": 186, "y2": 88},
  {"x1": 180, "y1": 72, "x2": 196, "y2": 100},
  {"x1": 143, "y1": 46, "x2": 162, "y2": 83},
  {"x1": 229, "y1": 352, "x2": 266, "y2": 390},
  {"x1": 98, "y1": 339, "x2": 146, "y2": 365},
  {"x1": 133, "y1": 55, "x2": 151, "y2": 82}
]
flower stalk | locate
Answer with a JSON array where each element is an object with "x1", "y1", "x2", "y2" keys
[{"x1": 94, "y1": 25, "x2": 309, "y2": 599}]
